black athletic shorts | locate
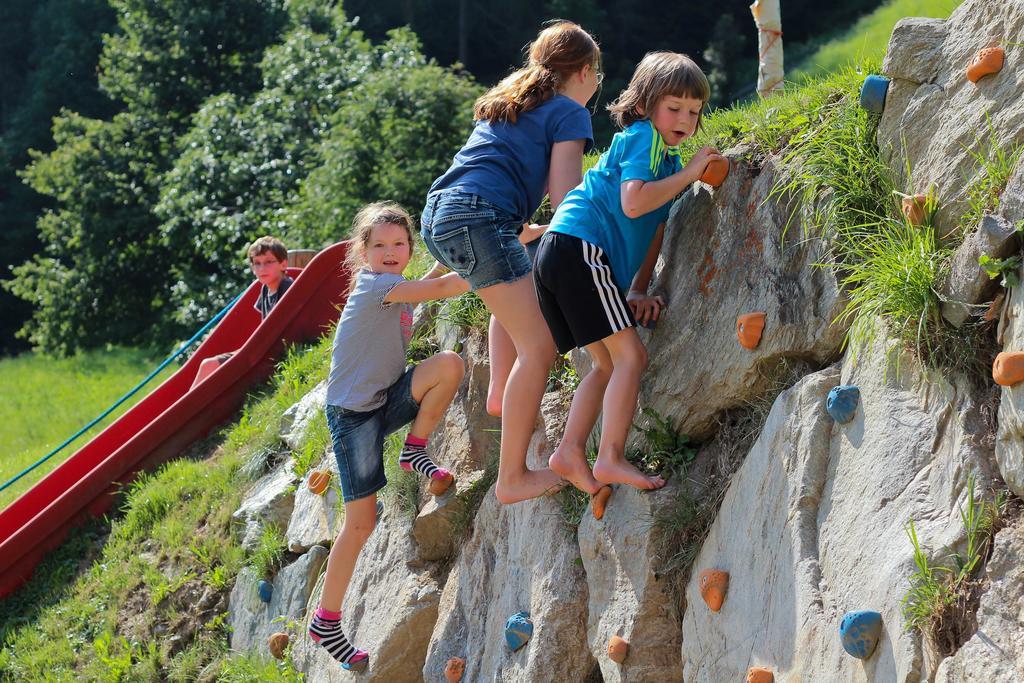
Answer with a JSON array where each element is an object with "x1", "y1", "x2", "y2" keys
[{"x1": 534, "y1": 231, "x2": 636, "y2": 354}]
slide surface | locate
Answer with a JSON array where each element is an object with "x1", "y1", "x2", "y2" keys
[{"x1": 0, "y1": 242, "x2": 350, "y2": 599}]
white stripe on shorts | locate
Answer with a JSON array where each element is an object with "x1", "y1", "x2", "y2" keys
[{"x1": 582, "y1": 241, "x2": 630, "y2": 332}]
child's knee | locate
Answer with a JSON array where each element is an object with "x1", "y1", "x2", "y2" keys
[
  {"x1": 340, "y1": 515, "x2": 376, "y2": 544},
  {"x1": 438, "y1": 350, "x2": 465, "y2": 382}
]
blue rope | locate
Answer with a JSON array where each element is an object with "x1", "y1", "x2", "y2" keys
[{"x1": 0, "y1": 292, "x2": 244, "y2": 494}]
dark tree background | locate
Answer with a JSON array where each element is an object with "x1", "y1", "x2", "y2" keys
[{"x1": 0, "y1": 0, "x2": 885, "y2": 355}]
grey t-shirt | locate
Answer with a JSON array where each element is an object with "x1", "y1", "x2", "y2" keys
[{"x1": 326, "y1": 270, "x2": 413, "y2": 411}]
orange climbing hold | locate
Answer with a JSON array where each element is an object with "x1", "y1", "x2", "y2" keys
[
  {"x1": 701, "y1": 158, "x2": 730, "y2": 187},
  {"x1": 307, "y1": 470, "x2": 331, "y2": 496},
  {"x1": 268, "y1": 632, "x2": 290, "y2": 660},
  {"x1": 592, "y1": 485, "x2": 613, "y2": 520},
  {"x1": 993, "y1": 351, "x2": 1024, "y2": 386},
  {"x1": 607, "y1": 635, "x2": 630, "y2": 664},
  {"x1": 429, "y1": 471, "x2": 455, "y2": 496},
  {"x1": 444, "y1": 656, "x2": 466, "y2": 682},
  {"x1": 967, "y1": 46, "x2": 1005, "y2": 83},
  {"x1": 901, "y1": 194, "x2": 931, "y2": 226},
  {"x1": 737, "y1": 312, "x2": 766, "y2": 350},
  {"x1": 698, "y1": 568, "x2": 730, "y2": 612},
  {"x1": 747, "y1": 667, "x2": 774, "y2": 683}
]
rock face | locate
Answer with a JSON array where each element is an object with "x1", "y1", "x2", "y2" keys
[
  {"x1": 286, "y1": 451, "x2": 342, "y2": 553},
  {"x1": 994, "y1": 271, "x2": 1024, "y2": 499},
  {"x1": 680, "y1": 338, "x2": 997, "y2": 681},
  {"x1": 423, "y1": 394, "x2": 597, "y2": 682},
  {"x1": 937, "y1": 214, "x2": 1019, "y2": 326},
  {"x1": 642, "y1": 147, "x2": 846, "y2": 440},
  {"x1": 228, "y1": 545, "x2": 329, "y2": 654},
  {"x1": 280, "y1": 380, "x2": 327, "y2": 452},
  {"x1": 291, "y1": 505, "x2": 442, "y2": 682},
  {"x1": 232, "y1": 458, "x2": 299, "y2": 551},
  {"x1": 578, "y1": 483, "x2": 684, "y2": 682},
  {"x1": 878, "y1": 0, "x2": 1024, "y2": 238},
  {"x1": 934, "y1": 520, "x2": 1024, "y2": 681}
]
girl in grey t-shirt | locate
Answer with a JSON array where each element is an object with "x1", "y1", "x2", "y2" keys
[{"x1": 308, "y1": 202, "x2": 469, "y2": 671}]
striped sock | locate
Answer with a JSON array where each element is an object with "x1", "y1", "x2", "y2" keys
[
  {"x1": 309, "y1": 607, "x2": 368, "y2": 669},
  {"x1": 399, "y1": 436, "x2": 440, "y2": 478}
]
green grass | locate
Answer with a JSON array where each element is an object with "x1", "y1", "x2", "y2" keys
[
  {"x1": 0, "y1": 347, "x2": 177, "y2": 510},
  {"x1": 790, "y1": 0, "x2": 964, "y2": 81},
  {"x1": 902, "y1": 474, "x2": 1008, "y2": 656}
]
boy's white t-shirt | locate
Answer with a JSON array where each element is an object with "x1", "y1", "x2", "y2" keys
[{"x1": 325, "y1": 270, "x2": 414, "y2": 412}]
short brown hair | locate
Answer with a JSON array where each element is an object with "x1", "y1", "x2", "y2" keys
[
  {"x1": 474, "y1": 21, "x2": 600, "y2": 124},
  {"x1": 247, "y1": 236, "x2": 287, "y2": 262},
  {"x1": 607, "y1": 52, "x2": 711, "y2": 129}
]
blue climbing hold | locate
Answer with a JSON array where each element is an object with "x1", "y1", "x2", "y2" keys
[
  {"x1": 827, "y1": 385, "x2": 860, "y2": 424},
  {"x1": 504, "y1": 611, "x2": 533, "y2": 652},
  {"x1": 859, "y1": 75, "x2": 890, "y2": 114},
  {"x1": 258, "y1": 579, "x2": 273, "y2": 603},
  {"x1": 839, "y1": 610, "x2": 882, "y2": 659}
]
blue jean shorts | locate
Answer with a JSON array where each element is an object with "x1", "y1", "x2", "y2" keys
[
  {"x1": 421, "y1": 189, "x2": 532, "y2": 290},
  {"x1": 325, "y1": 367, "x2": 420, "y2": 503}
]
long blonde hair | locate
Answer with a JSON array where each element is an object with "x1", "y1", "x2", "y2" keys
[
  {"x1": 474, "y1": 21, "x2": 600, "y2": 125},
  {"x1": 607, "y1": 52, "x2": 710, "y2": 130},
  {"x1": 344, "y1": 202, "x2": 415, "y2": 291}
]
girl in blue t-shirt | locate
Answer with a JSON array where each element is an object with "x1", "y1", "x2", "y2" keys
[
  {"x1": 421, "y1": 21, "x2": 600, "y2": 505},
  {"x1": 535, "y1": 52, "x2": 725, "y2": 509}
]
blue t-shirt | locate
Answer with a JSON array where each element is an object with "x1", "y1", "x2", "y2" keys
[
  {"x1": 430, "y1": 95, "x2": 594, "y2": 222},
  {"x1": 549, "y1": 119, "x2": 684, "y2": 291}
]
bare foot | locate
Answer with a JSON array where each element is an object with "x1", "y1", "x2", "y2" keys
[
  {"x1": 592, "y1": 458, "x2": 665, "y2": 490},
  {"x1": 495, "y1": 468, "x2": 565, "y2": 504},
  {"x1": 549, "y1": 444, "x2": 603, "y2": 495},
  {"x1": 591, "y1": 485, "x2": 613, "y2": 520}
]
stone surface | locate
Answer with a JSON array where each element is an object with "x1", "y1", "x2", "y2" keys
[
  {"x1": 286, "y1": 451, "x2": 342, "y2": 553},
  {"x1": 578, "y1": 482, "x2": 684, "y2": 682},
  {"x1": 232, "y1": 458, "x2": 299, "y2": 551},
  {"x1": 292, "y1": 503, "x2": 442, "y2": 682},
  {"x1": 642, "y1": 146, "x2": 847, "y2": 439},
  {"x1": 422, "y1": 396, "x2": 596, "y2": 682},
  {"x1": 878, "y1": 1, "x2": 1024, "y2": 238},
  {"x1": 994, "y1": 267, "x2": 1024, "y2": 498},
  {"x1": 681, "y1": 337, "x2": 997, "y2": 681},
  {"x1": 413, "y1": 468, "x2": 487, "y2": 562},
  {"x1": 934, "y1": 520, "x2": 1024, "y2": 681},
  {"x1": 228, "y1": 545, "x2": 329, "y2": 654},
  {"x1": 280, "y1": 380, "x2": 326, "y2": 452},
  {"x1": 938, "y1": 214, "x2": 1020, "y2": 326}
]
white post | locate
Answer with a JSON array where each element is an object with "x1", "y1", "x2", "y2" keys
[{"x1": 751, "y1": 0, "x2": 784, "y2": 96}]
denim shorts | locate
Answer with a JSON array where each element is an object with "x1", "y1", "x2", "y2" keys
[
  {"x1": 421, "y1": 189, "x2": 533, "y2": 290},
  {"x1": 325, "y1": 367, "x2": 420, "y2": 503}
]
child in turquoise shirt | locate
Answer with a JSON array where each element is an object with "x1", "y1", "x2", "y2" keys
[{"x1": 535, "y1": 52, "x2": 725, "y2": 512}]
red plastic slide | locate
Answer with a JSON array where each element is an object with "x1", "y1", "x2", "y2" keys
[{"x1": 0, "y1": 241, "x2": 351, "y2": 599}]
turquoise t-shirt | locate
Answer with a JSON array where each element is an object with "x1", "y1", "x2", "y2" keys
[{"x1": 548, "y1": 119, "x2": 684, "y2": 291}]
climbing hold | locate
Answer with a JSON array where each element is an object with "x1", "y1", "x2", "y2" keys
[
  {"x1": 826, "y1": 385, "x2": 860, "y2": 424},
  {"x1": 737, "y1": 312, "x2": 766, "y2": 350},
  {"x1": 268, "y1": 632, "x2": 289, "y2": 660},
  {"x1": 258, "y1": 579, "x2": 273, "y2": 603},
  {"x1": 747, "y1": 667, "x2": 774, "y2": 683},
  {"x1": 901, "y1": 194, "x2": 931, "y2": 226},
  {"x1": 592, "y1": 485, "x2": 613, "y2": 520},
  {"x1": 307, "y1": 469, "x2": 331, "y2": 496},
  {"x1": 993, "y1": 351, "x2": 1024, "y2": 386},
  {"x1": 859, "y1": 75, "x2": 890, "y2": 114},
  {"x1": 701, "y1": 158, "x2": 730, "y2": 187},
  {"x1": 839, "y1": 610, "x2": 883, "y2": 659},
  {"x1": 444, "y1": 656, "x2": 466, "y2": 682},
  {"x1": 967, "y1": 46, "x2": 1005, "y2": 83},
  {"x1": 698, "y1": 568, "x2": 730, "y2": 612},
  {"x1": 428, "y1": 470, "x2": 455, "y2": 496},
  {"x1": 607, "y1": 635, "x2": 629, "y2": 664},
  {"x1": 504, "y1": 611, "x2": 533, "y2": 651}
]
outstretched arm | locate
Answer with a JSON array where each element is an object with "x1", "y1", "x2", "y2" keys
[{"x1": 384, "y1": 273, "x2": 470, "y2": 305}]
